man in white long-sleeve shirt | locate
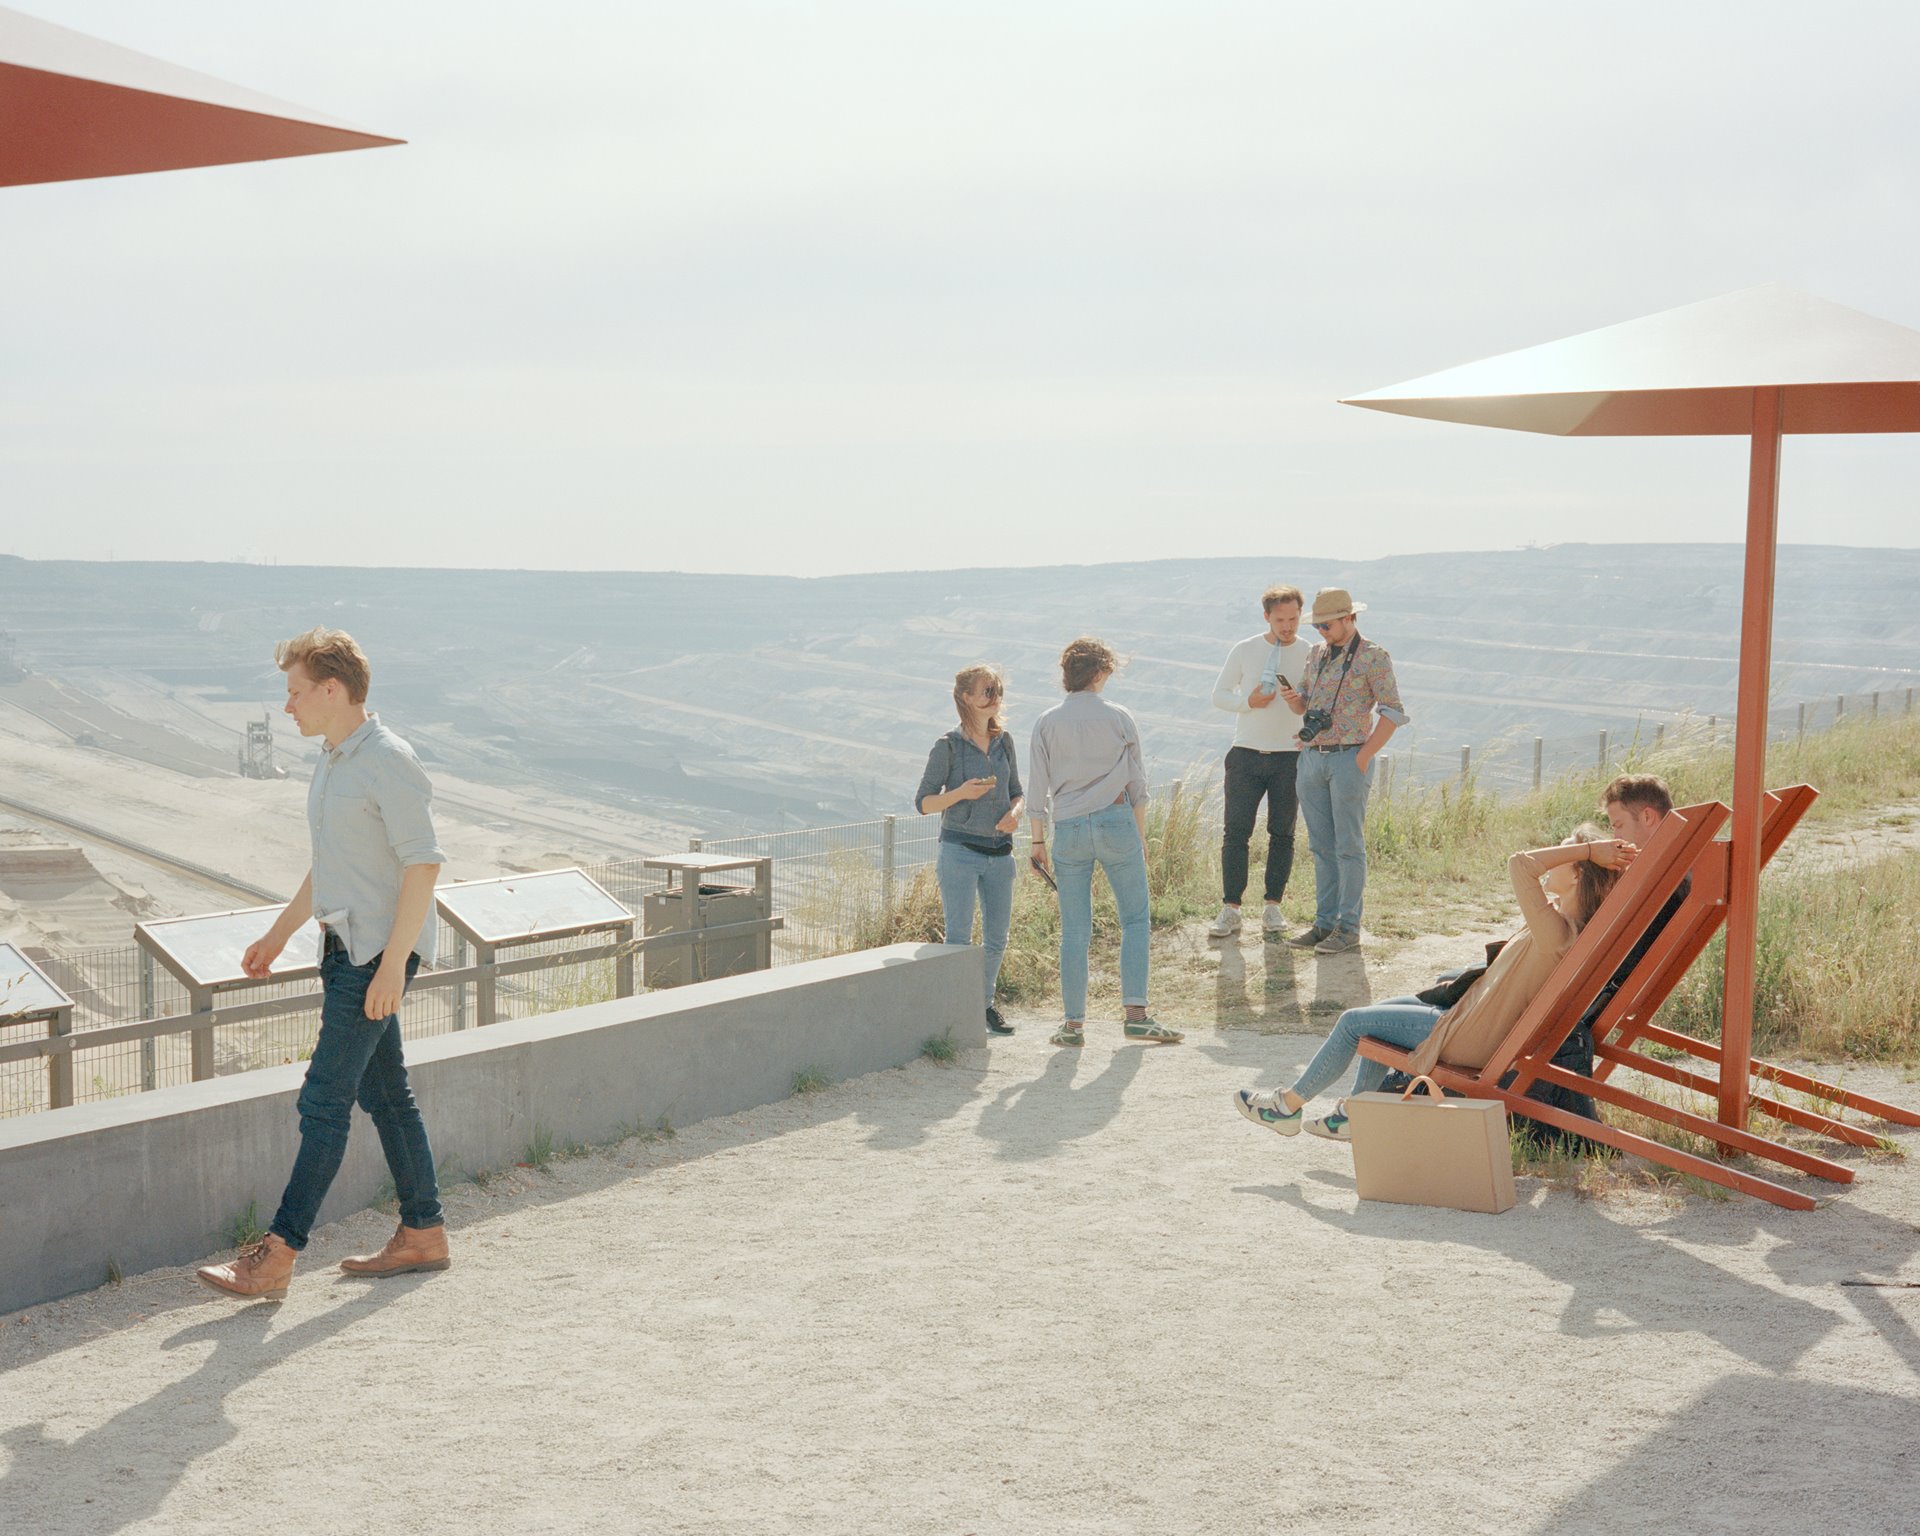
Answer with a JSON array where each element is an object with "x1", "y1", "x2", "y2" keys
[{"x1": 1207, "y1": 584, "x2": 1312, "y2": 939}]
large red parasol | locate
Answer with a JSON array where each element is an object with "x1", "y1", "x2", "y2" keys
[
  {"x1": 0, "y1": 4, "x2": 400, "y2": 187},
  {"x1": 1343, "y1": 284, "x2": 1920, "y2": 1130}
]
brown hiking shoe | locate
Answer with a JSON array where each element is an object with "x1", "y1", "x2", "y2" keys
[
  {"x1": 196, "y1": 1233, "x2": 296, "y2": 1300},
  {"x1": 340, "y1": 1222, "x2": 451, "y2": 1277}
]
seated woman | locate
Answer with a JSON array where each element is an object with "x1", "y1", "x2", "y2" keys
[{"x1": 1233, "y1": 825, "x2": 1633, "y2": 1140}]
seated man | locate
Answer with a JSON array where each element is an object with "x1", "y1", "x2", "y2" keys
[{"x1": 1381, "y1": 772, "x2": 1689, "y2": 1146}]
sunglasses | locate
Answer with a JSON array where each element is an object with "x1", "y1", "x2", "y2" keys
[{"x1": 976, "y1": 683, "x2": 1002, "y2": 698}]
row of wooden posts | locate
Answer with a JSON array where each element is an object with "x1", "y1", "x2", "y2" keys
[{"x1": 1452, "y1": 687, "x2": 1917, "y2": 791}]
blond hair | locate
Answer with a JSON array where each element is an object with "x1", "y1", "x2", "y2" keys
[
  {"x1": 275, "y1": 627, "x2": 371, "y2": 705},
  {"x1": 952, "y1": 663, "x2": 1006, "y2": 738},
  {"x1": 1261, "y1": 584, "x2": 1304, "y2": 616}
]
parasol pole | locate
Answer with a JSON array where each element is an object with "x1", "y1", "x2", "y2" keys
[{"x1": 1720, "y1": 385, "x2": 1783, "y2": 1129}]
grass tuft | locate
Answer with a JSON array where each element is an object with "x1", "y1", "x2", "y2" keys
[
  {"x1": 921, "y1": 1028, "x2": 959, "y2": 1064},
  {"x1": 223, "y1": 1200, "x2": 265, "y2": 1249},
  {"x1": 791, "y1": 1067, "x2": 830, "y2": 1096}
]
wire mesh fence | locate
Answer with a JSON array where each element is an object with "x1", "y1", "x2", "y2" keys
[{"x1": 6, "y1": 682, "x2": 1916, "y2": 1119}]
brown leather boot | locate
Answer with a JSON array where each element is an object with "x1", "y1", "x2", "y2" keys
[
  {"x1": 196, "y1": 1233, "x2": 297, "y2": 1300},
  {"x1": 340, "y1": 1222, "x2": 451, "y2": 1277}
]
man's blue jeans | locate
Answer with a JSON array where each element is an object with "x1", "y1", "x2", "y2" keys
[
  {"x1": 270, "y1": 945, "x2": 442, "y2": 1250},
  {"x1": 1054, "y1": 803, "x2": 1151, "y2": 1021},
  {"x1": 1296, "y1": 746, "x2": 1373, "y2": 936},
  {"x1": 936, "y1": 841, "x2": 1015, "y2": 1007},
  {"x1": 1291, "y1": 996, "x2": 1443, "y2": 1104}
]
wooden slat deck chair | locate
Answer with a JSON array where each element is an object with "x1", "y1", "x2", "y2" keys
[
  {"x1": 1355, "y1": 792, "x2": 1914, "y2": 1209},
  {"x1": 1588, "y1": 784, "x2": 1920, "y2": 1149}
]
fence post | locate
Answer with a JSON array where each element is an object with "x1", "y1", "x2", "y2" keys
[
  {"x1": 1654, "y1": 723, "x2": 1665, "y2": 753},
  {"x1": 1908, "y1": 687, "x2": 1915, "y2": 717},
  {"x1": 1836, "y1": 693, "x2": 1845, "y2": 722},
  {"x1": 1797, "y1": 702, "x2": 1806, "y2": 746},
  {"x1": 1459, "y1": 745, "x2": 1471, "y2": 783},
  {"x1": 881, "y1": 814, "x2": 897, "y2": 912},
  {"x1": 47, "y1": 1004, "x2": 75, "y2": 1110},
  {"x1": 1872, "y1": 690, "x2": 1880, "y2": 720},
  {"x1": 1707, "y1": 714, "x2": 1717, "y2": 744},
  {"x1": 139, "y1": 947, "x2": 157, "y2": 1091},
  {"x1": 188, "y1": 984, "x2": 214, "y2": 1081},
  {"x1": 1377, "y1": 756, "x2": 1392, "y2": 799},
  {"x1": 1597, "y1": 729, "x2": 1608, "y2": 773},
  {"x1": 450, "y1": 933, "x2": 469, "y2": 1030},
  {"x1": 688, "y1": 836, "x2": 703, "y2": 853},
  {"x1": 1532, "y1": 737, "x2": 1543, "y2": 792}
]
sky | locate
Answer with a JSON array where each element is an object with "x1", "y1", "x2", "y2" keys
[{"x1": 4, "y1": 0, "x2": 1920, "y2": 576}]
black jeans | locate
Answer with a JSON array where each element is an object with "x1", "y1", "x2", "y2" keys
[{"x1": 1221, "y1": 746, "x2": 1299, "y2": 905}]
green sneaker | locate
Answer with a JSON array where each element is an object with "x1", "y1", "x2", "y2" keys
[
  {"x1": 1306, "y1": 1111, "x2": 1352, "y2": 1142},
  {"x1": 1234, "y1": 1089, "x2": 1302, "y2": 1136},
  {"x1": 1049, "y1": 1024, "x2": 1086, "y2": 1048},
  {"x1": 1123, "y1": 1017, "x2": 1184, "y2": 1045}
]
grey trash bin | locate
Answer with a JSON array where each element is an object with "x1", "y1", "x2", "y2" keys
[{"x1": 641, "y1": 853, "x2": 775, "y2": 987}]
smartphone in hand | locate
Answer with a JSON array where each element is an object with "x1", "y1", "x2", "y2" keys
[{"x1": 1029, "y1": 855, "x2": 1057, "y2": 892}]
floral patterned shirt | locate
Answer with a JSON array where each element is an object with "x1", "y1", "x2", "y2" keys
[{"x1": 1299, "y1": 635, "x2": 1408, "y2": 746}]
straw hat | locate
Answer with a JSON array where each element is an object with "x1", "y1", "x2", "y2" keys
[{"x1": 1307, "y1": 587, "x2": 1368, "y2": 624}]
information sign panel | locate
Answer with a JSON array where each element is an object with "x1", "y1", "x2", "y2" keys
[
  {"x1": 136, "y1": 907, "x2": 323, "y2": 992},
  {"x1": 436, "y1": 869, "x2": 631, "y2": 947},
  {"x1": 0, "y1": 942, "x2": 71, "y2": 1018}
]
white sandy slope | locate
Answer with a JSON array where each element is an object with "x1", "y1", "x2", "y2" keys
[{"x1": 1, "y1": 1015, "x2": 1916, "y2": 1536}]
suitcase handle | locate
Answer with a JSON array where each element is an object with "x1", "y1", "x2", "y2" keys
[{"x1": 1400, "y1": 1074, "x2": 1445, "y2": 1101}]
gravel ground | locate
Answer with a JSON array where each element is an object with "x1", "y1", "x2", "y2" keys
[{"x1": 3, "y1": 992, "x2": 1918, "y2": 1535}]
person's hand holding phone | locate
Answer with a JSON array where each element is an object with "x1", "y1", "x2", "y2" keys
[{"x1": 955, "y1": 777, "x2": 996, "y2": 801}]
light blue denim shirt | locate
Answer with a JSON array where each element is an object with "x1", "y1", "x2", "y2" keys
[{"x1": 307, "y1": 714, "x2": 445, "y2": 966}]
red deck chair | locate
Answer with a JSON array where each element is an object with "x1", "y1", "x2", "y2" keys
[
  {"x1": 1355, "y1": 795, "x2": 1912, "y2": 1209},
  {"x1": 1588, "y1": 784, "x2": 1920, "y2": 1148}
]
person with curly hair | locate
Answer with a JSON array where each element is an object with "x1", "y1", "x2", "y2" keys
[{"x1": 1027, "y1": 638, "x2": 1182, "y2": 1048}]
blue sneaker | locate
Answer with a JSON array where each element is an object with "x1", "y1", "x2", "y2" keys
[
  {"x1": 1306, "y1": 1111, "x2": 1351, "y2": 1142},
  {"x1": 1234, "y1": 1089, "x2": 1302, "y2": 1137}
]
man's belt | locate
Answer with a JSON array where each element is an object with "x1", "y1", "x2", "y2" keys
[{"x1": 1308, "y1": 742, "x2": 1362, "y2": 753}]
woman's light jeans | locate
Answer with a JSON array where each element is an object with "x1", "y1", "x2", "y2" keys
[
  {"x1": 1291, "y1": 996, "x2": 1443, "y2": 1104},
  {"x1": 935, "y1": 841, "x2": 1015, "y2": 1008},
  {"x1": 1053, "y1": 802, "x2": 1151, "y2": 1021}
]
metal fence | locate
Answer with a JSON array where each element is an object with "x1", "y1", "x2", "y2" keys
[{"x1": 6, "y1": 681, "x2": 1915, "y2": 1120}]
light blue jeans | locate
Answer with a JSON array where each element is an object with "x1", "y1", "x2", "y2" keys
[
  {"x1": 1291, "y1": 996, "x2": 1443, "y2": 1104},
  {"x1": 935, "y1": 841, "x2": 1016, "y2": 1007},
  {"x1": 1296, "y1": 746, "x2": 1373, "y2": 936},
  {"x1": 1053, "y1": 802, "x2": 1151, "y2": 1021}
]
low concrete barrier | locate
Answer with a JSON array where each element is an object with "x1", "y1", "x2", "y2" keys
[{"x1": 0, "y1": 943, "x2": 984, "y2": 1312}]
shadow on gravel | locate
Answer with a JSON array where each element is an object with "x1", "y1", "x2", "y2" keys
[
  {"x1": 0, "y1": 1282, "x2": 418, "y2": 1536},
  {"x1": 974, "y1": 1043, "x2": 1145, "y2": 1161},
  {"x1": 1533, "y1": 1373, "x2": 1920, "y2": 1535},
  {"x1": 1232, "y1": 1177, "x2": 1839, "y2": 1375}
]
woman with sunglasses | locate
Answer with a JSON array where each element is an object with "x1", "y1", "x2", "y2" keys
[{"x1": 915, "y1": 664, "x2": 1025, "y2": 1035}]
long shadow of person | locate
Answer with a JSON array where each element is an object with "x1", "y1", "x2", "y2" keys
[
  {"x1": 1234, "y1": 1172, "x2": 1837, "y2": 1376},
  {"x1": 1, "y1": 1282, "x2": 419, "y2": 1535},
  {"x1": 973, "y1": 1044, "x2": 1145, "y2": 1163}
]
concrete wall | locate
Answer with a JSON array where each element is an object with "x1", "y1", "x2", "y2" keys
[{"x1": 0, "y1": 943, "x2": 983, "y2": 1313}]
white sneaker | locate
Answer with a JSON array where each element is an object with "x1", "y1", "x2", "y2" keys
[
  {"x1": 1261, "y1": 904, "x2": 1287, "y2": 936},
  {"x1": 1207, "y1": 905, "x2": 1243, "y2": 938}
]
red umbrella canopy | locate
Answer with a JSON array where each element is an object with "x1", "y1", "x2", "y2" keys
[
  {"x1": 0, "y1": 4, "x2": 401, "y2": 187},
  {"x1": 1342, "y1": 284, "x2": 1920, "y2": 436}
]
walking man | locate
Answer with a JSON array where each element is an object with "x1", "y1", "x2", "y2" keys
[
  {"x1": 1280, "y1": 588, "x2": 1407, "y2": 955},
  {"x1": 197, "y1": 627, "x2": 450, "y2": 1299},
  {"x1": 1207, "y1": 584, "x2": 1312, "y2": 939}
]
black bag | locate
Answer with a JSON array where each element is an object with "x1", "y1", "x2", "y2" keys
[{"x1": 1413, "y1": 939, "x2": 1507, "y2": 1010}]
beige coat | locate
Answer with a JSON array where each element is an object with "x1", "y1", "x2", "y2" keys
[{"x1": 1406, "y1": 849, "x2": 1578, "y2": 1077}]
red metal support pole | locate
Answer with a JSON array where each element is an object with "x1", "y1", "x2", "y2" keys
[{"x1": 1721, "y1": 387, "x2": 1783, "y2": 1129}]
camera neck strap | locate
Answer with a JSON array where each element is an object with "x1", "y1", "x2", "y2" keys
[{"x1": 1310, "y1": 635, "x2": 1361, "y2": 721}]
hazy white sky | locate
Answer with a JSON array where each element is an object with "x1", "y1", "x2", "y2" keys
[{"x1": 5, "y1": 0, "x2": 1919, "y2": 574}]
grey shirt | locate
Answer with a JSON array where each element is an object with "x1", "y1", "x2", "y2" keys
[
  {"x1": 915, "y1": 728, "x2": 1024, "y2": 851},
  {"x1": 307, "y1": 714, "x2": 446, "y2": 966},
  {"x1": 1027, "y1": 690, "x2": 1149, "y2": 837}
]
